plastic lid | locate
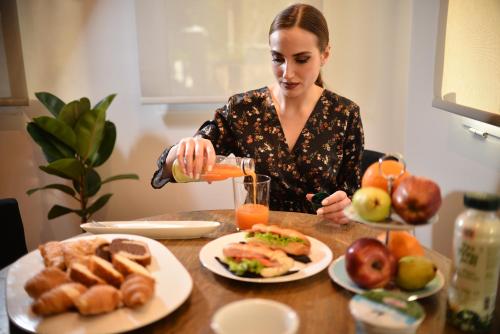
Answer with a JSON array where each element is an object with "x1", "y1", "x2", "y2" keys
[
  {"x1": 349, "y1": 290, "x2": 425, "y2": 330},
  {"x1": 464, "y1": 192, "x2": 500, "y2": 211}
]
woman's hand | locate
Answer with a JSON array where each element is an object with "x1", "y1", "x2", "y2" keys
[
  {"x1": 175, "y1": 137, "x2": 216, "y2": 180},
  {"x1": 306, "y1": 191, "x2": 351, "y2": 224}
]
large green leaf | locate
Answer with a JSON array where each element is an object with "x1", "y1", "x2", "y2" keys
[
  {"x1": 73, "y1": 169, "x2": 101, "y2": 197},
  {"x1": 48, "y1": 205, "x2": 80, "y2": 219},
  {"x1": 27, "y1": 183, "x2": 76, "y2": 196},
  {"x1": 39, "y1": 158, "x2": 84, "y2": 180},
  {"x1": 35, "y1": 92, "x2": 65, "y2": 117},
  {"x1": 74, "y1": 108, "x2": 105, "y2": 160},
  {"x1": 58, "y1": 98, "x2": 91, "y2": 128},
  {"x1": 101, "y1": 173, "x2": 139, "y2": 184},
  {"x1": 33, "y1": 116, "x2": 77, "y2": 151},
  {"x1": 86, "y1": 193, "x2": 112, "y2": 217},
  {"x1": 26, "y1": 123, "x2": 74, "y2": 162},
  {"x1": 89, "y1": 121, "x2": 116, "y2": 167},
  {"x1": 93, "y1": 94, "x2": 116, "y2": 113}
]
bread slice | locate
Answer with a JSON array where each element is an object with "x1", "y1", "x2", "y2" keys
[
  {"x1": 112, "y1": 253, "x2": 153, "y2": 279},
  {"x1": 109, "y1": 239, "x2": 152, "y2": 266},
  {"x1": 89, "y1": 255, "x2": 124, "y2": 288},
  {"x1": 69, "y1": 262, "x2": 106, "y2": 287}
]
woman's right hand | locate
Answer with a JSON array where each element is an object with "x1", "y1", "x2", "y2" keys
[{"x1": 175, "y1": 136, "x2": 216, "y2": 180}]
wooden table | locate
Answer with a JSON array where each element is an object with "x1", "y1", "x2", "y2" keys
[{"x1": 2, "y1": 210, "x2": 499, "y2": 333}]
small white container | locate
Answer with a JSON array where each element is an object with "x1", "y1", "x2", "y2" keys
[
  {"x1": 349, "y1": 290, "x2": 425, "y2": 334},
  {"x1": 211, "y1": 298, "x2": 299, "y2": 334}
]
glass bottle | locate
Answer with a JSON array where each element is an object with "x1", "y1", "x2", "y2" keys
[
  {"x1": 447, "y1": 192, "x2": 500, "y2": 332},
  {"x1": 172, "y1": 155, "x2": 255, "y2": 183}
]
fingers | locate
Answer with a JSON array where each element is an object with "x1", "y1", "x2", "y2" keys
[
  {"x1": 305, "y1": 193, "x2": 314, "y2": 202},
  {"x1": 315, "y1": 191, "x2": 352, "y2": 225},
  {"x1": 176, "y1": 137, "x2": 215, "y2": 179}
]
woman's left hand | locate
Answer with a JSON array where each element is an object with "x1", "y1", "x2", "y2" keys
[{"x1": 306, "y1": 191, "x2": 351, "y2": 224}]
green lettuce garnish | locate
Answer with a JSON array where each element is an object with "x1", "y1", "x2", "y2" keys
[
  {"x1": 225, "y1": 257, "x2": 265, "y2": 276},
  {"x1": 246, "y1": 232, "x2": 305, "y2": 247}
]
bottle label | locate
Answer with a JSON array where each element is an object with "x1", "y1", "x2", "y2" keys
[{"x1": 447, "y1": 235, "x2": 500, "y2": 331}]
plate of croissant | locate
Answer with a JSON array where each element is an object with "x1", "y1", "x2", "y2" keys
[{"x1": 6, "y1": 234, "x2": 193, "y2": 334}]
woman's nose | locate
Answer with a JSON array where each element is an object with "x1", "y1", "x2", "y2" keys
[{"x1": 283, "y1": 61, "x2": 295, "y2": 79}]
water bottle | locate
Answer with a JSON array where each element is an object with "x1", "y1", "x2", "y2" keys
[
  {"x1": 172, "y1": 155, "x2": 255, "y2": 183},
  {"x1": 447, "y1": 192, "x2": 500, "y2": 332}
]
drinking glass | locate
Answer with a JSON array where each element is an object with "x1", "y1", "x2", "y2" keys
[{"x1": 232, "y1": 174, "x2": 270, "y2": 230}]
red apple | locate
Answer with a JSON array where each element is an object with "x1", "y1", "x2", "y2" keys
[
  {"x1": 345, "y1": 238, "x2": 396, "y2": 289},
  {"x1": 392, "y1": 175, "x2": 442, "y2": 224}
]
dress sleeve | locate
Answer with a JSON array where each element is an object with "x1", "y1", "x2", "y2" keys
[
  {"x1": 151, "y1": 145, "x2": 176, "y2": 189},
  {"x1": 337, "y1": 104, "x2": 364, "y2": 197},
  {"x1": 195, "y1": 101, "x2": 237, "y2": 156}
]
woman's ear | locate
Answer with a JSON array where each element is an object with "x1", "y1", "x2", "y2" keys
[{"x1": 320, "y1": 45, "x2": 331, "y2": 66}]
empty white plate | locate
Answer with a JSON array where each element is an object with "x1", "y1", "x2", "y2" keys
[{"x1": 81, "y1": 220, "x2": 220, "y2": 239}]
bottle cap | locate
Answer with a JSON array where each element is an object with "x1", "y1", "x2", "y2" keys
[{"x1": 464, "y1": 192, "x2": 499, "y2": 211}]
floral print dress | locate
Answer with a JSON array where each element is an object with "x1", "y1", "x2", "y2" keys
[{"x1": 152, "y1": 86, "x2": 364, "y2": 214}]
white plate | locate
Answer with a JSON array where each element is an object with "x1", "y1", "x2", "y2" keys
[
  {"x1": 344, "y1": 205, "x2": 438, "y2": 230},
  {"x1": 81, "y1": 220, "x2": 221, "y2": 239},
  {"x1": 7, "y1": 234, "x2": 193, "y2": 334},
  {"x1": 199, "y1": 231, "x2": 333, "y2": 283},
  {"x1": 328, "y1": 255, "x2": 444, "y2": 300}
]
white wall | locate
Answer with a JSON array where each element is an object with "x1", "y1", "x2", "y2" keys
[
  {"x1": 0, "y1": 0, "x2": 496, "y2": 256},
  {"x1": 405, "y1": 0, "x2": 500, "y2": 257}
]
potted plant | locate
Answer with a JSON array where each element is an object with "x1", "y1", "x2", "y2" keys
[{"x1": 26, "y1": 92, "x2": 139, "y2": 223}]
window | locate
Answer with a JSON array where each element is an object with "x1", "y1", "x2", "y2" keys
[{"x1": 433, "y1": 0, "x2": 500, "y2": 127}]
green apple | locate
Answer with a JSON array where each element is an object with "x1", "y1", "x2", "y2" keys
[
  {"x1": 396, "y1": 256, "x2": 437, "y2": 291},
  {"x1": 352, "y1": 187, "x2": 391, "y2": 222}
]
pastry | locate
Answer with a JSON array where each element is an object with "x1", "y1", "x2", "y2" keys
[
  {"x1": 31, "y1": 282, "x2": 87, "y2": 316},
  {"x1": 121, "y1": 274, "x2": 155, "y2": 308},
  {"x1": 24, "y1": 267, "x2": 71, "y2": 299},
  {"x1": 68, "y1": 262, "x2": 106, "y2": 287},
  {"x1": 112, "y1": 253, "x2": 153, "y2": 279},
  {"x1": 89, "y1": 255, "x2": 124, "y2": 287},
  {"x1": 109, "y1": 239, "x2": 152, "y2": 266},
  {"x1": 74, "y1": 285, "x2": 122, "y2": 315},
  {"x1": 38, "y1": 241, "x2": 65, "y2": 270}
]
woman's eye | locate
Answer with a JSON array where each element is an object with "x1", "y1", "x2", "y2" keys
[
  {"x1": 272, "y1": 57, "x2": 284, "y2": 64},
  {"x1": 296, "y1": 57, "x2": 310, "y2": 64}
]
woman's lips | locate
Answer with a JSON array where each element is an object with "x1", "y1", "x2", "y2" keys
[{"x1": 282, "y1": 82, "x2": 299, "y2": 90}]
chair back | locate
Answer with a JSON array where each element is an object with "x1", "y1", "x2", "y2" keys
[
  {"x1": 361, "y1": 149, "x2": 385, "y2": 176},
  {"x1": 0, "y1": 198, "x2": 28, "y2": 268}
]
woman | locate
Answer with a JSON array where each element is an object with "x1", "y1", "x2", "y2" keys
[{"x1": 152, "y1": 3, "x2": 364, "y2": 225}]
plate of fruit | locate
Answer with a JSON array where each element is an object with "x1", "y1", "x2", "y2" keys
[
  {"x1": 347, "y1": 154, "x2": 442, "y2": 228},
  {"x1": 328, "y1": 233, "x2": 444, "y2": 300}
]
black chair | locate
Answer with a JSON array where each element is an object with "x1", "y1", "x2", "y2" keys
[
  {"x1": 0, "y1": 198, "x2": 28, "y2": 269},
  {"x1": 361, "y1": 149, "x2": 385, "y2": 176}
]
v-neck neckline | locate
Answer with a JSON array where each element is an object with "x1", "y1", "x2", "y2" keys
[{"x1": 265, "y1": 86, "x2": 325, "y2": 154}]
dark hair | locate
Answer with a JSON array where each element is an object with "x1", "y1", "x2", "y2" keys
[{"x1": 269, "y1": 3, "x2": 329, "y2": 87}]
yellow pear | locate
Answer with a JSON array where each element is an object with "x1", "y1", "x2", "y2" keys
[{"x1": 396, "y1": 256, "x2": 437, "y2": 291}]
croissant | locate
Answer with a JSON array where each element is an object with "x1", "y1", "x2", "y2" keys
[
  {"x1": 121, "y1": 274, "x2": 155, "y2": 308},
  {"x1": 24, "y1": 267, "x2": 71, "y2": 299},
  {"x1": 74, "y1": 285, "x2": 122, "y2": 315},
  {"x1": 31, "y1": 282, "x2": 87, "y2": 316},
  {"x1": 38, "y1": 241, "x2": 65, "y2": 270}
]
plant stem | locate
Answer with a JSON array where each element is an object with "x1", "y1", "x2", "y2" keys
[{"x1": 80, "y1": 172, "x2": 87, "y2": 223}]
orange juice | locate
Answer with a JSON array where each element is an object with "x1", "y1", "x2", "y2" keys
[
  {"x1": 202, "y1": 164, "x2": 251, "y2": 182},
  {"x1": 235, "y1": 203, "x2": 269, "y2": 230}
]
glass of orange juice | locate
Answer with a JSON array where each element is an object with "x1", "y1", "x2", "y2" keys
[{"x1": 232, "y1": 174, "x2": 270, "y2": 230}]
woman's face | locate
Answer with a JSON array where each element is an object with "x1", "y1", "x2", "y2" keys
[{"x1": 269, "y1": 26, "x2": 329, "y2": 98}]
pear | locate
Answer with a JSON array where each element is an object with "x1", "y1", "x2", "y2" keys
[{"x1": 396, "y1": 256, "x2": 437, "y2": 291}]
